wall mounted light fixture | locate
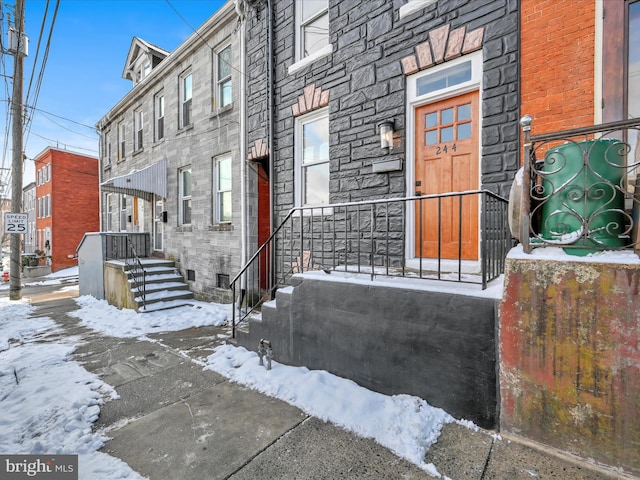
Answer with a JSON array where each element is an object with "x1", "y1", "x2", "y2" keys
[{"x1": 377, "y1": 120, "x2": 394, "y2": 151}]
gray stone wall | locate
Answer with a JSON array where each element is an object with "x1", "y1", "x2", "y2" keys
[
  {"x1": 238, "y1": 273, "x2": 498, "y2": 429},
  {"x1": 99, "y1": 7, "x2": 249, "y2": 303},
  {"x1": 245, "y1": 0, "x2": 519, "y2": 222}
]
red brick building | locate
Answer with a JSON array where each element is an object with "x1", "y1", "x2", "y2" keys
[
  {"x1": 34, "y1": 148, "x2": 99, "y2": 272},
  {"x1": 501, "y1": 1, "x2": 640, "y2": 476},
  {"x1": 521, "y1": 0, "x2": 638, "y2": 132}
]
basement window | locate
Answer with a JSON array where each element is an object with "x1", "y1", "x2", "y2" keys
[{"x1": 217, "y1": 274, "x2": 230, "y2": 289}]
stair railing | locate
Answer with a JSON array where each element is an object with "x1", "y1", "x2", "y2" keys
[
  {"x1": 230, "y1": 190, "x2": 512, "y2": 338},
  {"x1": 125, "y1": 236, "x2": 146, "y2": 310}
]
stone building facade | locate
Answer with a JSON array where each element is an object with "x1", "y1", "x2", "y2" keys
[
  {"x1": 97, "y1": 1, "x2": 250, "y2": 303},
  {"x1": 245, "y1": 0, "x2": 519, "y2": 267}
]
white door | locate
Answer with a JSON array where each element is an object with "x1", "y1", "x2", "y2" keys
[{"x1": 153, "y1": 196, "x2": 164, "y2": 251}]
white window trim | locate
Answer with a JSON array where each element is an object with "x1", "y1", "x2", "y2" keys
[
  {"x1": 106, "y1": 193, "x2": 113, "y2": 231},
  {"x1": 180, "y1": 70, "x2": 193, "y2": 129},
  {"x1": 214, "y1": 154, "x2": 233, "y2": 223},
  {"x1": 153, "y1": 196, "x2": 164, "y2": 251},
  {"x1": 120, "y1": 195, "x2": 128, "y2": 232},
  {"x1": 134, "y1": 109, "x2": 144, "y2": 151},
  {"x1": 118, "y1": 122, "x2": 126, "y2": 161},
  {"x1": 288, "y1": 44, "x2": 333, "y2": 75},
  {"x1": 178, "y1": 166, "x2": 192, "y2": 226},
  {"x1": 294, "y1": 107, "x2": 330, "y2": 208},
  {"x1": 294, "y1": 1, "x2": 329, "y2": 61},
  {"x1": 215, "y1": 43, "x2": 233, "y2": 109},
  {"x1": 155, "y1": 93, "x2": 165, "y2": 141},
  {"x1": 399, "y1": 0, "x2": 437, "y2": 19},
  {"x1": 404, "y1": 52, "x2": 483, "y2": 267}
]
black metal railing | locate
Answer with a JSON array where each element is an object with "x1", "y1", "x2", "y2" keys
[
  {"x1": 104, "y1": 233, "x2": 150, "y2": 260},
  {"x1": 230, "y1": 191, "x2": 512, "y2": 337},
  {"x1": 519, "y1": 117, "x2": 640, "y2": 254},
  {"x1": 125, "y1": 236, "x2": 147, "y2": 310}
]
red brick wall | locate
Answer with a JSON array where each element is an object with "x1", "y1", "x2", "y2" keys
[
  {"x1": 521, "y1": 0, "x2": 596, "y2": 135},
  {"x1": 35, "y1": 149, "x2": 99, "y2": 272}
]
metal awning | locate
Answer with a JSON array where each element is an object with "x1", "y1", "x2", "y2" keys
[{"x1": 100, "y1": 158, "x2": 167, "y2": 201}]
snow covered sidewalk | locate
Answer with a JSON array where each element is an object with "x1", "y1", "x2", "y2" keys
[{"x1": 1, "y1": 274, "x2": 620, "y2": 480}]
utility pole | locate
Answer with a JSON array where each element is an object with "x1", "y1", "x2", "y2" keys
[{"x1": 9, "y1": 0, "x2": 25, "y2": 300}]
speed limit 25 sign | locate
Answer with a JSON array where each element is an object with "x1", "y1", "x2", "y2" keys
[{"x1": 4, "y1": 213, "x2": 28, "y2": 234}]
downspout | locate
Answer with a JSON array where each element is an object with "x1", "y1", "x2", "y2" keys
[
  {"x1": 267, "y1": 0, "x2": 275, "y2": 290},
  {"x1": 238, "y1": 2, "x2": 247, "y2": 271}
]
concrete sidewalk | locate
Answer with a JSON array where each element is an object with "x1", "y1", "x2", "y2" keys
[{"x1": 26, "y1": 287, "x2": 630, "y2": 480}]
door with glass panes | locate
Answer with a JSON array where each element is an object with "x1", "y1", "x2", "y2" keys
[
  {"x1": 414, "y1": 91, "x2": 479, "y2": 260},
  {"x1": 153, "y1": 196, "x2": 164, "y2": 251}
]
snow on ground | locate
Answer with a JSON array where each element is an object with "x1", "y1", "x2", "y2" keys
[
  {"x1": 69, "y1": 296, "x2": 230, "y2": 339},
  {"x1": 0, "y1": 298, "x2": 147, "y2": 479},
  {"x1": 1, "y1": 264, "x2": 503, "y2": 478}
]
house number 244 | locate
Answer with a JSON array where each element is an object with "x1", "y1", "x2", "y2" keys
[{"x1": 434, "y1": 144, "x2": 457, "y2": 155}]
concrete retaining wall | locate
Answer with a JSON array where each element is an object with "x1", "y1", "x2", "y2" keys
[
  {"x1": 499, "y1": 256, "x2": 640, "y2": 476},
  {"x1": 104, "y1": 262, "x2": 137, "y2": 311},
  {"x1": 239, "y1": 273, "x2": 498, "y2": 429}
]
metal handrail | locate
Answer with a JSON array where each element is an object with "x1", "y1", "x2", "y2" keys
[
  {"x1": 125, "y1": 237, "x2": 146, "y2": 310},
  {"x1": 231, "y1": 190, "x2": 512, "y2": 337}
]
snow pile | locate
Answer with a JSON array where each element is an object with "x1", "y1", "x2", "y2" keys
[{"x1": 70, "y1": 295, "x2": 230, "y2": 338}]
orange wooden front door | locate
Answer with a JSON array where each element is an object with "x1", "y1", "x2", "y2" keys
[{"x1": 415, "y1": 91, "x2": 479, "y2": 260}]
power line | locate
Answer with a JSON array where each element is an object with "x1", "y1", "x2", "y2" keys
[
  {"x1": 28, "y1": 130, "x2": 98, "y2": 155},
  {"x1": 0, "y1": 98, "x2": 98, "y2": 131},
  {"x1": 24, "y1": 0, "x2": 49, "y2": 109},
  {"x1": 24, "y1": 0, "x2": 60, "y2": 149},
  {"x1": 165, "y1": 0, "x2": 245, "y2": 81}
]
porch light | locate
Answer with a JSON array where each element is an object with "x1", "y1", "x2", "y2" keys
[{"x1": 378, "y1": 120, "x2": 394, "y2": 151}]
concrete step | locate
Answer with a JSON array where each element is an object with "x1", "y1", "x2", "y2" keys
[
  {"x1": 132, "y1": 281, "x2": 192, "y2": 295},
  {"x1": 125, "y1": 258, "x2": 194, "y2": 313},
  {"x1": 136, "y1": 288, "x2": 194, "y2": 305},
  {"x1": 138, "y1": 298, "x2": 195, "y2": 313}
]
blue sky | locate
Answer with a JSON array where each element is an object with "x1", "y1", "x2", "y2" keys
[{"x1": 0, "y1": 0, "x2": 225, "y2": 191}]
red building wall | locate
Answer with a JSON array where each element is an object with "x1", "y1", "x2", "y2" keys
[
  {"x1": 34, "y1": 148, "x2": 99, "y2": 272},
  {"x1": 521, "y1": 0, "x2": 596, "y2": 134}
]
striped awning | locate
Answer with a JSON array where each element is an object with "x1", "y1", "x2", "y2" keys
[{"x1": 101, "y1": 158, "x2": 167, "y2": 201}]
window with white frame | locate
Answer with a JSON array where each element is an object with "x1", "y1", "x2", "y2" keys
[
  {"x1": 120, "y1": 195, "x2": 127, "y2": 231},
  {"x1": 216, "y1": 44, "x2": 232, "y2": 109},
  {"x1": 39, "y1": 194, "x2": 50, "y2": 217},
  {"x1": 118, "y1": 121, "x2": 126, "y2": 161},
  {"x1": 296, "y1": 109, "x2": 330, "y2": 206},
  {"x1": 179, "y1": 167, "x2": 192, "y2": 225},
  {"x1": 134, "y1": 109, "x2": 144, "y2": 150},
  {"x1": 214, "y1": 154, "x2": 232, "y2": 223},
  {"x1": 37, "y1": 164, "x2": 51, "y2": 185},
  {"x1": 180, "y1": 71, "x2": 193, "y2": 128},
  {"x1": 296, "y1": 0, "x2": 329, "y2": 61},
  {"x1": 103, "y1": 131, "x2": 112, "y2": 166},
  {"x1": 106, "y1": 194, "x2": 113, "y2": 231},
  {"x1": 143, "y1": 61, "x2": 151, "y2": 79},
  {"x1": 155, "y1": 93, "x2": 165, "y2": 141}
]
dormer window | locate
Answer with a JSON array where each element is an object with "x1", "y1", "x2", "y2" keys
[{"x1": 123, "y1": 37, "x2": 169, "y2": 86}]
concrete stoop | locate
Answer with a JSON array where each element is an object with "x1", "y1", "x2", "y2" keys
[{"x1": 127, "y1": 259, "x2": 194, "y2": 312}]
